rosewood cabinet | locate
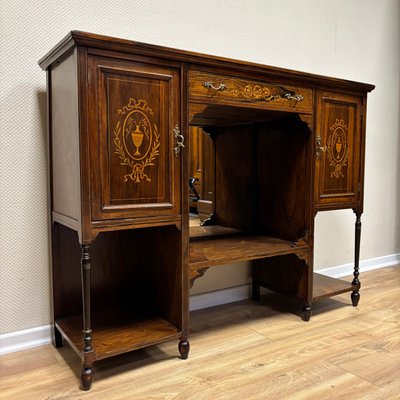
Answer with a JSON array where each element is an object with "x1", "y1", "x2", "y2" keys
[{"x1": 40, "y1": 31, "x2": 374, "y2": 390}]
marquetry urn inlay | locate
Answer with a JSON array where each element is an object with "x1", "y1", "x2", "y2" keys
[{"x1": 113, "y1": 98, "x2": 160, "y2": 183}]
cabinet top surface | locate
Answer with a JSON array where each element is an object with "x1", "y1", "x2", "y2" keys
[{"x1": 38, "y1": 30, "x2": 375, "y2": 93}]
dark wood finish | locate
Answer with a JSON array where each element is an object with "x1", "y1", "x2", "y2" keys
[
  {"x1": 313, "y1": 273, "x2": 358, "y2": 301},
  {"x1": 88, "y1": 56, "x2": 181, "y2": 221},
  {"x1": 315, "y1": 91, "x2": 363, "y2": 210},
  {"x1": 50, "y1": 49, "x2": 81, "y2": 233},
  {"x1": 80, "y1": 244, "x2": 94, "y2": 390},
  {"x1": 54, "y1": 325, "x2": 63, "y2": 348},
  {"x1": 178, "y1": 339, "x2": 190, "y2": 360},
  {"x1": 39, "y1": 31, "x2": 375, "y2": 93},
  {"x1": 51, "y1": 223, "x2": 186, "y2": 389},
  {"x1": 197, "y1": 200, "x2": 213, "y2": 223},
  {"x1": 190, "y1": 234, "x2": 308, "y2": 270},
  {"x1": 56, "y1": 312, "x2": 181, "y2": 360},
  {"x1": 252, "y1": 254, "x2": 311, "y2": 309},
  {"x1": 302, "y1": 304, "x2": 312, "y2": 322},
  {"x1": 190, "y1": 224, "x2": 242, "y2": 239},
  {"x1": 351, "y1": 211, "x2": 362, "y2": 306},
  {"x1": 40, "y1": 31, "x2": 374, "y2": 390},
  {"x1": 189, "y1": 103, "x2": 291, "y2": 128},
  {"x1": 214, "y1": 125, "x2": 254, "y2": 230},
  {"x1": 188, "y1": 126, "x2": 203, "y2": 209},
  {"x1": 189, "y1": 69, "x2": 313, "y2": 113},
  {"x1": 200, "y1": 131, "x2": 214, "y2": 202},
  {"x1": 188, "y1": 127, "x2": 214, "y2": 215},
  {"x1": 190, "y1": 235, "x2": 309, "y2": 289},
  {"x1": 255, "y1": 116, "x2": 312, "y2": 241}
]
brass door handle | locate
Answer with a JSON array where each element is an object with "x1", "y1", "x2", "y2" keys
[
  {"x1": 174, "y1": 124, "x2": 185, "y2": 157},
  {"x1": 202, "y1": 81, "x2": 227, "y2": 91},
  {"x1": 316, "y1": 136, "x2": 327, "y2": 159}
]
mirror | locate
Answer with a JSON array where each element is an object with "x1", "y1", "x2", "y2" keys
[{"x1": 188, "y1": 126, "x2": 214, "y2": 227}]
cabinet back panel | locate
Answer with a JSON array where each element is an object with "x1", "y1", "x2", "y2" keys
[
  {"x1": 253, "y1": 254, "x2": 310, "y2": 299},
  {"x1": 197, "y1": 117, "x2": 311, "y2": 240},
  {"x1": 256, "y1": 118, "x2": 311, "y2": 241},
  {"x1": 215, "y1": 125, "x2": 254, "y2": 230}
]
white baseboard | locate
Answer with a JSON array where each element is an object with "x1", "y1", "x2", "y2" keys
[
  {"x1": 190, "y1": 284, "x2": 253, "y2": 311},
  {"x1": 0, "y1": 325, "x2": 52, "y2": 356},
  {"x1": 189, "y1": 253, "x2": 400, "y2": 310},
  {"x1": 1, "y1": 253, "x2": 399, "y2": 356},
  {"x1": 317, "y1": 253, "x2": 400, "y2": 278}
]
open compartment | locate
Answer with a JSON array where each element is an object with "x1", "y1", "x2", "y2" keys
[
  {"x1": 52, "y1": 224, "x2": 184, "y2": 359},
  {"x1": 188, "y1": 104, "x2": 313, "y2": 273}
]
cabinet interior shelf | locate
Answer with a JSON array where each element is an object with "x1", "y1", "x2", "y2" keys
[
  {"x1": 189, "y1": 225, "x2": 308, "y2": 269},
  {"x1": 313, "y1": 273, "x2": 356, "y2": 301},
  {"x1": 56, "y1": 310, "x2": 181, "y2": 361}
]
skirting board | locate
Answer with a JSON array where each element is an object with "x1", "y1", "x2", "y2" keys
[
  {"x1": 0, "y1": 325, "x2": 52, "y2": 356},
  {"x1": 1, "y1": 253, "x2": 399, "y2": 356},
  {"x1": 190, "y1": 253, "x2": 400, "y2": 310}
]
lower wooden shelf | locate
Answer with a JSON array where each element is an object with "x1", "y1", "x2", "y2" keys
[
  {"x1": 189, "y1": 231, "x2": 308, "y2": 269},
  {"x1": 56, "y1": 310, "x2": 181, "y2": 361},
  {"x1": 313, "y1": 273, "x2": 356, "y2": 301}
]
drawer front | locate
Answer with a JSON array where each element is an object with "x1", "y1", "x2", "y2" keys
[{"x1": 189, "y1": 70, "x2": 313, "y2": 112}]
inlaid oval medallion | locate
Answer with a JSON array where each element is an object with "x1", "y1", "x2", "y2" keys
[{"x1": 113, "y1": 99, "x2": 160, "y2": 183}]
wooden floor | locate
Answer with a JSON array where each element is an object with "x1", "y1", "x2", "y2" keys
[{"x1": 1, "y1": 267, "x2": 399, "y2": 400}]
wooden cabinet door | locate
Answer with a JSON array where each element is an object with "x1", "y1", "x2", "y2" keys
[
  {"x1": 315, "y1": 90, "x2": 363, "y2": 210},
  {"x1": 88, "y1": 56, "x2": 181, "y2": 221}
]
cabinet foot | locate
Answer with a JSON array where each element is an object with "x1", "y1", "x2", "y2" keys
[
  {"x1": 178, "y1": 338, "x2": 190, "y2": 360},
  {"x1": 302, "y1": 304, "x2": 312, "y2": 322},
  {"x1": 54, "y1": 326, "x2": 63, "y2": 348},
  {"x1": 80, "y1": 366, "x2": 94, "y2": 391},
  {"x1": 351, "y1": 290, "x2": 360, "y2": 307},
  {"x1": 252, "y1": 282, "x2": 260, "y2": 301}
]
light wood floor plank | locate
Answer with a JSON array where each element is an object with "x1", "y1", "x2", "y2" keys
[{"x1": 0, "y1": 266, "x2": 399, "y2": 400}]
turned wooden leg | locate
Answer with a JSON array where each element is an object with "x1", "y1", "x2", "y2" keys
[
  {"x1": 54, "y1": 325, "x2": 63, "y2": 348},
  {"x1": 302, "y1": 303, "x2": 312, "y2": 322},
  {"x1": 80, "y1": 244, "x2": 95, "y2": 391},
  {"x1": 178, "y1": 338, "x2": 190, "y2": 360},
  {"x1": 351, "y1": 211, "x2": 362, "y2": 307}
]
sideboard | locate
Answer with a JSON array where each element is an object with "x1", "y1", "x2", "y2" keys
[{"x1": 39, "y1": 31, "x2": 374, "y2": 390}]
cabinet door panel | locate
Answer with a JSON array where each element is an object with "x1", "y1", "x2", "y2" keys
[
  {"x1": 89, "y1": 57, "x2": 181, "y2": 220},
  {"x1": 315, "y1": 91, "x2": 363, "y2": 209}
]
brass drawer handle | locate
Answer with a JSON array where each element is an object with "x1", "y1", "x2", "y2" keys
[
  {"x1": 278, "y1": 86, "x2": 304, "y2": 102},
  {"x1": 174, "y1": 124, "x2": 185, "y2": 157},
  {"x1": 202, "y1": 81, "x2": 227, "y2": 91},
  {"x1": 284, "y1": 92, "x2": 304, "y2": 102}
]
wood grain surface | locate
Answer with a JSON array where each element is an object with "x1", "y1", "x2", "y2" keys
[{"x1": 1, "y1": 266, "x2": 398, "y2": 399}]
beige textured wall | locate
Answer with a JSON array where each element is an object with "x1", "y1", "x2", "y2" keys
[{"x1": 1, "y1": 0, "x2": 399, "y2": 333}]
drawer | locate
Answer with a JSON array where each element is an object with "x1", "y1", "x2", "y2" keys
[{"x1": 189, "y1": 70, "x2": 313, "y2": 112}]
